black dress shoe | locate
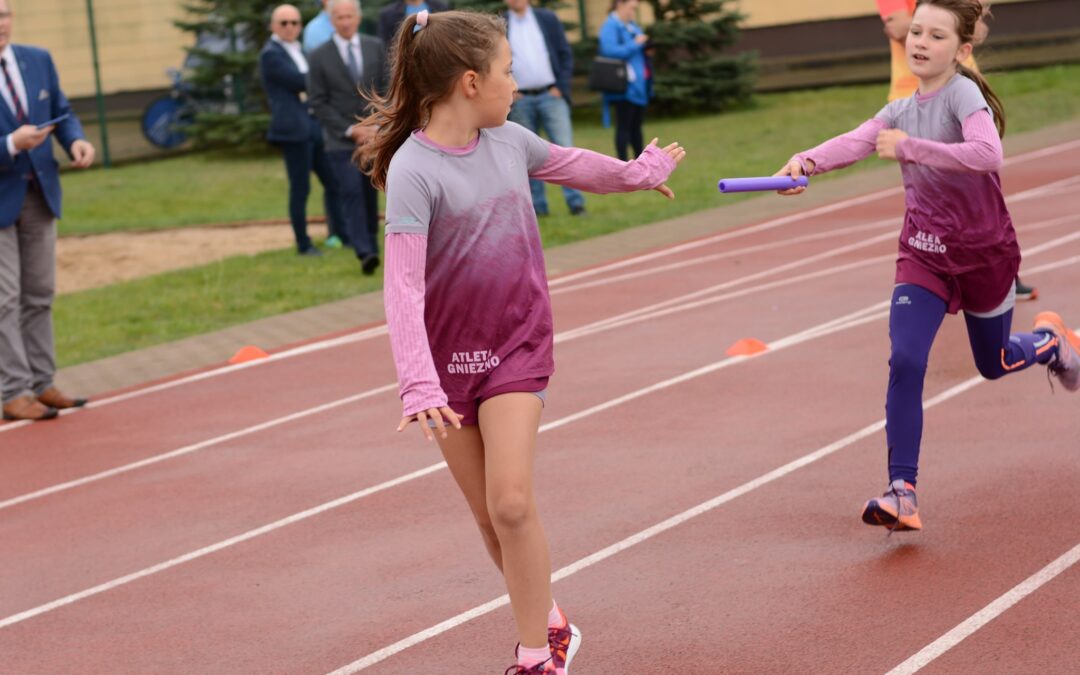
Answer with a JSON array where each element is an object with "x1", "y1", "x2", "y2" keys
[
  {"x1": 298, "y1": 246, "x2": 324, "y2": 257},
  {"x1": 361, "y1": 254, "x2": 380, "y2": 275},
  {"x1": 570, "y1": 205, "x2": 586, "y2": 216}
]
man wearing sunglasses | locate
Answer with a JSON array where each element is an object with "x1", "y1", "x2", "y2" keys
[{"x1": 260, "y1": 4, "x2": 347, "y2": 256}]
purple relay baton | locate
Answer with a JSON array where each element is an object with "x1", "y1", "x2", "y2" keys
[{"x1": 717, "y1": 176, "x2": 809, "y2": 193}]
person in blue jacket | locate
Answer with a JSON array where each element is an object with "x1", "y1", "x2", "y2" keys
[
  {"x1": 598, "y1": 0, "x2": 651, "y2": 160},
  {"x1": 260, "y1": 4, "x2": 347, "y2": 254},
  {"x1": 1, "y1": 0, "x2": 95, "y2": 421}
]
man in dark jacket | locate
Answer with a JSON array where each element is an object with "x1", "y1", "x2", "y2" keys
[
  {"x1": 308, "y1": 0, "x2": 387, "y2": 274},
  {"x1": 260, "y1": 4, "x2": 346, "y2": 255},
  {"x1": 377, "y1": 0, "x2": 449, "y2": 48},
  {"x1": 504, "y1": 0, "x2": 584, "y2": 217}
]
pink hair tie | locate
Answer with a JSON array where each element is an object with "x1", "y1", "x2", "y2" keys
[{"x1": 412, "y1": 10, "x2": 429, "y2": 33}]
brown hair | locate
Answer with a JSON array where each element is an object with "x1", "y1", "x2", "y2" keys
[
  {"x1": 354, "y1": 11, "x2": 507, "y2": 190},
  {"x1": 915, "y1": 0, "x2": 1006, "y2": 137}
]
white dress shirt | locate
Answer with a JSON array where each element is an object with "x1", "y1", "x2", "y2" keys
[
  {"x1": 332, "y1": 32, "x2": 363, "y2": 81},
  {"x1": 1, "y1": 45, "x2": 29, "y2": 157},
  {"x1": 331, "y1": 33, "x2": 364, "y2": 138},
  {"x1": 506, "y1": 7, "x2": 556, "y2": 92},
  {"x1": 271, "y1": 34, "x2": 309, "y2": 74}
]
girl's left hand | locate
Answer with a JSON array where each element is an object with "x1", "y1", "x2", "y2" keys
[
  {"x1": 876, "y1": 129, "x2": 909, "y2": 160},
  {"x1": 397, "y1": 406, "x2": 463, "y2": 441},
  {"x1": 650, "y1": 137, "x2": 686, "y2": 199}
]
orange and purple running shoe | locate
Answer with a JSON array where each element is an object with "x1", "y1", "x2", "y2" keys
[
  {"x1": 549, "y1": 618, "x2": 582, "y2": 674},
  {"x1": 862, "y1": 479, "x2": 922, "y2": 531},
  {"x1": 505, "y1": 658, "x2": 556, "y2": 674},
  {"x1": 1034, "y1": 311, "x2": 1080, "y2": 392}
]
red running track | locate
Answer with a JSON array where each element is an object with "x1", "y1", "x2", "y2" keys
[{"x1": 1, "y1": 139, "x2": 1079, "y2": 674}]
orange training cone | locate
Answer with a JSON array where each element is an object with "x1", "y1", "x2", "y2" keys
[
  {"x1": 229, "y1": 345, "x2": 270, "y2": 364},
  {"x1": 725, "y1": 337, "x2": 768, "y2": 357}
]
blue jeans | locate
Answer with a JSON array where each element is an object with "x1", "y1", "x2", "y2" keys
[{"x1": 508, "y1": 92, "x2": 585, "y2": 215}]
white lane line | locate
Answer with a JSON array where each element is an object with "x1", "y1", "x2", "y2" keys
[
  {"x1": 2, "y1": 143, "x2": 1073, "y2": 433},
  {"x1": 563, "y1": 232, "x2": 899, "y2": 336},
  {"x1": 560, "y1": 217, "x2": 1080, "y2": 344},
  {"x1": 0, "y1": 327, "x2": 387, "y2": 435},
  {"x1": 885, "y1": 542, "x2": 1080, "y2": 675},
  {"x1": 550, "y1": 217, "x2": 896, "y2": 296},
  {"x1": 558, "y1": 256, "x2": 893, "y2": 344},
  {"x1": 1021, "y1": 229, "x2": 1080, "y2": 256},
  {"x1": 0, "y1": 303, "x2": 895, "y2": 628},
  {"x1": 0, "y1": 462, "x2": 450, "y2": 630},
  {"x1": 0, "y1": 248, "x2": 892, "y2": 509},
  {"x1": 1023, "y1": 254, "x2": 1080, "y2": 276},
  {"x1": 1015, "y1": 214, "x2": 1079, "y2": 233},
  {"x1": 549, "y1": 145, "x2": 1080, "y2": 289},
  {"x1": 327, "y1": 375, "x2": 991, "y2": 673},
  {"x1": 546, "y1": 188, "x2": 904, "y2": 287},
  {"x1": 5, "y1": 245, "x2": 1078, "y2": 632},
  {"x1": 8, "y1": 227, "x2": 1080, "y2": 510},
  {"x1": 0, "y1": 385, "x2": 398, "y2": 511},
  {"x1": 552, "y1": 176, "x2": 1080, "y2": 299},
  {"x1": 0, "y1": 222, "x2": 894, "y2": 438},
  {"x1": 0, "y1": 244, "x2": 894, "y2": 509}
]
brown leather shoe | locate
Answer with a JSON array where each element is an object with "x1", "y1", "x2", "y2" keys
[
  {"x1": 2, "y1": 395, "x2": 59, "y2": 421},
  {"x1": 37, "y1": 387, "x2": 88, "y2": 410}
]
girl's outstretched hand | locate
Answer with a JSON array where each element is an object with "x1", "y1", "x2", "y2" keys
[
  {"x1": 649, "y1": 137, "x2": 686, "y2": 199},
  {"x1": 876, "y1": 128, "x2": 908, "y2": 160},
  {"x1": 397, "y1": 406, "x2": 463, "y2": 441},
  {"x1": 773, "y1": 158, "x2": 812, "y2": 196}
]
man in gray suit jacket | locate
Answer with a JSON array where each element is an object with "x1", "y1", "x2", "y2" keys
[{"x1": 307, "y1": 0, "x2": 387, "y2": 275}]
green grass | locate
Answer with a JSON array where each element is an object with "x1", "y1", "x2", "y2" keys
[
  {"x1": 59, "y1": 151, "x2": 326, "y2": 236},
  {"x1": 54, "y1": 64, "x2": 1080, "y2": 367},
  {"x1": 54, "y1": 246, "x2": 379, "y2": 366}
]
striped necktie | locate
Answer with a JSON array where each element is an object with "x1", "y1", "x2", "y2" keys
[{"x1": 1, "y1": 57, "x2": 27, "y2": 123}]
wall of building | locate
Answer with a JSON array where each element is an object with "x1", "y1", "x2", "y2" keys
[
  {"x1": 9, "y1": 0, "x2": 188, "y2": 98},
  {"x1": 734, "y1": 0, "x2": 1034, "y2": 28},
  {"x1": 6, "y1": 0, "x2": 1057, "y2": 99}
]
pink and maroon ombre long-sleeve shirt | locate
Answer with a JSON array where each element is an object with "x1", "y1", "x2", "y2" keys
[
  {"x1": 794, "y1": 74, "x2": 1019, "y2": 312},
  {"x1": 383, "y1": 122, "x2": 676, "y2": 416}
]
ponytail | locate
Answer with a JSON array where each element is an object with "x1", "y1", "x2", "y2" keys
[
  {"x1": 355, "y1": 14, "x2": 430, "y2": 191},
  {"x1": 355, "y1": 11, "x2": 507, "y2": 190},
  {"x1": 957, "y1": 64, "x2": 1006, "y2": 138}
]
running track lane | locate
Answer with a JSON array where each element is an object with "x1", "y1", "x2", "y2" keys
[
  {"x1": 0, "y1": 137, "x2": 1075, "y2": 669},
  {"x1": 5, "y1": 220, "x2": 1074, "y2": 615}
]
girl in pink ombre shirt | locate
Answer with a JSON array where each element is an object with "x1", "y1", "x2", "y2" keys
[
  {"x1": 354, "y1": 10, "x2": 684, "y2": 673},
  {"x1": 774, "y1": 0, "x2": 1079, "y2": 535}
]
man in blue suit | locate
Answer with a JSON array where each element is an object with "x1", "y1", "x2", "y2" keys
[
  {"x1": 260, "y1": 3, "x2": 346, "y2": 255},
  {"x1": 0, "y1": 0, "x2": 94, "y2": 421},
  {"x1": 504, "y1": 0, "x2": 585, "y2": 217}
]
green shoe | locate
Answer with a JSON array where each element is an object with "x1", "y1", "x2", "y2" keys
[{"x1": 324, "y1": 235, "x2": 343, "y2": 249}]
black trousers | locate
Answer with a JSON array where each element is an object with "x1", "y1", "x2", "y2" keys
[
  {"x1": 280, "y1": 134, "x2": 346, "y2": 251},
  {"x1": 327, "y1": 149, "x2": 380, "y2": 259},
  {"x1": 613, "y1": 101, "x2": 646, "y2": 161}
]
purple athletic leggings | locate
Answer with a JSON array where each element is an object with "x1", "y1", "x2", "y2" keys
[{"x1": 885, "y1": 284, "x2": 1056, "y2": 485}]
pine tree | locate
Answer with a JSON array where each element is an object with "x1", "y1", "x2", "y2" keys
[
  {"x1": 171, "y1": 0, "x2": 279, "y2": 148},
  {"x1": 641, "y1": 0, "x2": 756, "y2": 114}
]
